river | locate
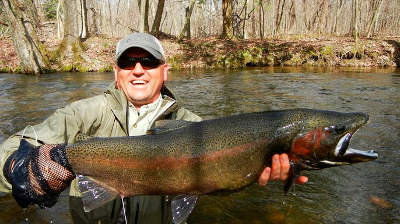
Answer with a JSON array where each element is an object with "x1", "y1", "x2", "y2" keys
[{"x1": 0, "y1": 67, "x2": 399, "y2": 223}]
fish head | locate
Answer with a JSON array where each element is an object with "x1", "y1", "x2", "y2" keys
[{"x1": 289, "y1": 110, "x2": 378, "y2": 170}]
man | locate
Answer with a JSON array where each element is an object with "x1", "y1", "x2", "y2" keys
[{"x1": 0, "y1": 32, "x2": 307, "y2": 223}]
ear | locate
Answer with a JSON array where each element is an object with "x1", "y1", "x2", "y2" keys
[
  {"x1": 113, "y1": 65, "x2": 120, "y2": 89},
  {"x1": 163, "y1": 64, "x2": 169, "y2": 82}
]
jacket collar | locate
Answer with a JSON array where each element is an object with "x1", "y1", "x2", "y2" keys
[{"x1": 104, "y1": 82, "x2": 179, "y2": 134}]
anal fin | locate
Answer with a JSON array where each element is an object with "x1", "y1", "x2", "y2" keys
[{"x1": 171, "y1": 195, "x2": 198, "y2": 224}]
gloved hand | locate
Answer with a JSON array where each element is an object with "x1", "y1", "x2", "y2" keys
[{"x1": 3, "y1": 139, "x2": 75, "y2": 208}]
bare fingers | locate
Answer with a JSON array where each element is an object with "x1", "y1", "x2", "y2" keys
[
  {"x1": 258, "y1": 154, "x2": 308, "y2": 186},
  {"x1": 258, "y1": 167, "x2": 271, "y2": 186},
  {"x1": 296, "y1": 176, "x2": 308, "y2": 184},
  {"x1": 270, "y1": 154, "x2": 281, "y2": 180},
  {"x1": 279, "y1": 154, "x2": 290, "y2": 180}
]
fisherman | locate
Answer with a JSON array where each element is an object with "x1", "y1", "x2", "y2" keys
[{"x1": 0, "y1": 32, "x2": 307, "y2": 223}]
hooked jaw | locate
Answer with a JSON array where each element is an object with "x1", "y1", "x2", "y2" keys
[
  {"x1": 296, "y1": 112, "x2": 378, "y2": 169},
  {"x1": 319, "y1": 131, "x2": 378, "y2": 167}
]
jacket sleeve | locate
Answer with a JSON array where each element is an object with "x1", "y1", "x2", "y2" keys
[{"x1": 0, "y1": 95, "x2": 104, "y2": 192}]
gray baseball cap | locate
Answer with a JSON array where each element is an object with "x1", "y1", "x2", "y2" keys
[{"x1": 115, "y1": 32, "x2": 166, "y2": 62}]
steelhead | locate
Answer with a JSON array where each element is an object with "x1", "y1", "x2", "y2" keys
[{"x1": 65, "y1": 108, "x2": 378, "y2": 215}]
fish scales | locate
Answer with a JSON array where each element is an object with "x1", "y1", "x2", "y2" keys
[
  {"x1": 67, "y1": 114, "x2": 275, "y2": 195},
  {"x1": 65, "y1": 108, "x2": 377, "y2": 197}
]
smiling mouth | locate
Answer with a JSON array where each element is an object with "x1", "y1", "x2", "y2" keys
[{"x1": 130, "y1": 80, "x2": 148, "y2": 86}]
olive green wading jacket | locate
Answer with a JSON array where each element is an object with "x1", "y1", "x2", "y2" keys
[{"x1": 0, "y1": 82, "x2": 201, "y2": 223}]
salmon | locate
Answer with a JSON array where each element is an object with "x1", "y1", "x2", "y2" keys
[{"x1": 65, "y1": 108, "x2": 378, "y2": 223}]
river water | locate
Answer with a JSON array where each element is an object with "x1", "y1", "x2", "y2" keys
[{"x1": 0, "y1": 67, "x2": 398, "y2": 223}]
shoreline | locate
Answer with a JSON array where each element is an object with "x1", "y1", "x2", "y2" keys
[{"x1": 1, "y1": 35, "x2": 399, "y2": 74}]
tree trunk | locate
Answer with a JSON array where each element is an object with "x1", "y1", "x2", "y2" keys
[
  {"x1": 243, "y1": 0, "x2": 248, "y2": 39},
  {"x1": 56, "y1": 0, "x2": 87, "y2": 69},
  {"x1": 80, "y1": 0, "x2": 88, "y2": 39},
  {"x1": 275, "y1": 0, "x2": 286, "y2": 34},
  {"x1": 288, "y1": 0, "x2": 296, "y2": 32},
  {"x1": 222, "y1": 0, "x2": 234, "y2": 39},
  {"x1": 2, "y1": 0, "x2": 50, "y2": 74},
  {"x1": 179, "y1": 0, "x2": 196, "y2": 39},
  {"x1": 352, "y1": 0, "x2": 359, "y2": 43},
  {"x1": 144, "y1": 0, "x2": 149, "y2": 32},
  {"x1": 251, "y1": 0, "x2": 256, "y2": 38},
  {"x1": 367, "y1": 0, "x2": 384, "y2": 38},
  {"x1": 259, "y1": 0, "x2": 264, "y2": 39},
  {"x1": 23, "y1": 0, "x2": 39, "y2": 28},
  {"x1": 151, "y1": 0, "x2": 166, "y2": 36},
  {"x1": 139, "y1": 0, "x2": 149, "y2": 32},
  {"x1": 334, "y1": 0, "x2": 344, "y2": 34},
  {"x1": 56, "y1": 0, "x2": 64, "y2": 39},
  {"x1": 317, "y1": 0, "x2": 327, "y2": 34}
]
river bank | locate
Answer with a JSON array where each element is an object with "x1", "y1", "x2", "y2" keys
[{"x1": 0, "y1": 34, "x2": 399, "y2": 74}]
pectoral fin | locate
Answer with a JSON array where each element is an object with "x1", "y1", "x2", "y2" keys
[
  {"x1": 171, "y1": 195, "x2": 198, "y2": 224},
  {"x1": 77, "y1": 175, "x2": 119, "y2": 212}
]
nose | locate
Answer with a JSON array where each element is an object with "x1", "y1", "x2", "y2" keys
[{"x1": 131, "y1": 62, "x2": 145, "y2": 75}]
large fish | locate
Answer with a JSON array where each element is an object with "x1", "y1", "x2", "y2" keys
[{"x1": 66, "y1": 108, "x2": 377, "y2": 223}]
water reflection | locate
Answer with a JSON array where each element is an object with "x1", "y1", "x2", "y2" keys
[{"x1": 0, "y1": 67, "x2": 398, "y2": 223}]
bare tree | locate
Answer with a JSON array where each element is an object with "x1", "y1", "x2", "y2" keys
[
  {"x1": 259, "y1": 0, "x2": 265, "y2": 38},
  {"x1": 56, "y1": 0, "x2": 63, "y2": 39},
  {"x1": 352, "y1": 0, "x2": 359, "y2": 42},
  {"x1": 56, "y1": 0, "x2": 88, "y2": 68},
  {"x1": 6, "y1": 0, "x2": 400, "y2": 44},
  {"x1": 288, "y1": 0, "x2": 296, "y2": 32},
  {"x1": 333, "y1": 0, "x2": 344, "y2": 34},
  {"x1": 138, "y1": 0, "x2": 149, "y2": 32},
  {"x1": 151, "y1": 0, "x2": 166, "y2": 35},
  {"x1": 242, "y1": 0, "x2": 248, "y2": 38},
  {"x1": 80, "y1": 0, "x2": 88, "y2": 39},
  {"x1": 222, "y1": 0, "x2": 234, "y2": 39},
  {"x1": 180, "y1": 0, "x2": 196, "y2": 39},
  {"x1": 367, "y1": 0, "x2": 384, "y2": 38},
  {"x1": 275, "y1": 0, "x2": 286, "y2": 34},
  {"x1": 2, "y1": 0, "x2": 49, "y2": 74}
]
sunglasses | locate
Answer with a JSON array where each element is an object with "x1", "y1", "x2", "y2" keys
[{"x1": 117, "y1": 56, "x2": 163, "y2": 70}]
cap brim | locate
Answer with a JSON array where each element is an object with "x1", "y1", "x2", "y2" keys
[{"x1": 115, "y1": 45, "x2": 164, "y2": 62}]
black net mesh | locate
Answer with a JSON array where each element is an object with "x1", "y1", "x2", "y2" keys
[{"x1": 24, "y1": 144, "x2": 75, "y2": 208}]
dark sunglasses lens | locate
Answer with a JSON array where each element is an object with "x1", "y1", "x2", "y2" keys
[
  {"x1": 141, "y1": 57, "x2": 161, "y2": 68},
  {"x1": 118, "y1": 57, "x2": 161, "y2": 69},
  {"x1": 117, "y1": 58, "x2": 133, "y2": 69}
]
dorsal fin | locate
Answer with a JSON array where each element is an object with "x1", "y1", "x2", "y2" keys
[
  {"x1": 147, "y1": 120, "x2": 193, "y2": 135},
  {"x1": 75, "y1": 133, "x2": 92, "y2": 142}
]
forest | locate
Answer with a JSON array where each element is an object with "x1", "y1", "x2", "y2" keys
[{"x1": 1, "y1": 0, "x2": 399, "y2": 74}]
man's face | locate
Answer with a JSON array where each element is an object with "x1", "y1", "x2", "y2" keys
[{"x1": 114, "y1": 47, "x2": 168, "y2": 109}]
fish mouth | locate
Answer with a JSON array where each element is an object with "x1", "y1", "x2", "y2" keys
[
  {"x1": 333, "y1": 132, "x2": 378, "y2": 162},
  {"x1": 319, "y1": 122, "x2": 378, "y2": 167},
  {"x1": 319, "y1": 113, "x2": 378, "y2": 167},
  {"x1": 319, "y1": 134, "x2": 379, "y2": 167}
]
